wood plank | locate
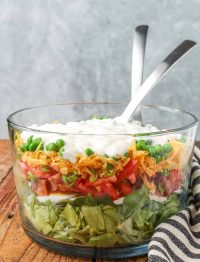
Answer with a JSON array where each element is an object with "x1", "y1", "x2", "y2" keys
[
  {"x1": 0, "y1": 140, "x2": 12, "y2": 184},
  {"x1": 1, "y1": 140, "x2": 199, "y2": 262}
]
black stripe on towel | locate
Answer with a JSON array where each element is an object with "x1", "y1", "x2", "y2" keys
[
  {"x1": 155, "y1": 227, "x2": 200, "y2": 259},
  {"x1": 150, "y1": 237, "x2": 184, "y2": 262},
  {"x1": 166, "y1": 218, "x2": 200, "y2": 248},
  {"x1": 148, "y1": 245, "x2": 171, "y2": 261},
  {"x1": 148, "y1": 255, "x2": 169, "y2": 262},
  {"x1": 192, "y1": 176, "x2": 200, "y2": 189},
  {"x1": 191, "y1": 165, "x2": 200, "y2": 174},
  {"x1": 177, "y1": 212, "x2": 200, "y2": 239}
]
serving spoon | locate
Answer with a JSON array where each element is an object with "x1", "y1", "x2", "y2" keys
[
  {"x1": 131, "y1": 25, "x2": 149, "y2": 122},
  {"x1": 131, "y1": 25, "x2": 149, "y2": 100},
  {"x1": 118, "y1": 39, "x2": 197, "y2": 122}
]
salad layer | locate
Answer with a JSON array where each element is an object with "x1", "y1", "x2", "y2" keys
[
  {"x1": 16, "y1": 133, "x2": 185, "y2": 200},
  {"x1": 23, "y1": 188, "x2": 181, "y2": 246},
  {"x1": 13, "y1": 120, "x2": 188, "y2": 246}
]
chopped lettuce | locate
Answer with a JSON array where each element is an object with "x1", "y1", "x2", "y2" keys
[
  {"x1": 23, "y1": 187, "x2": 181, "y2": 246},
  {"x1": 81, "y1": 206, "x2": 105, "y2": 231},
  {"x1": 118, "y1": 186, "x2": 181, "y2": 243}
]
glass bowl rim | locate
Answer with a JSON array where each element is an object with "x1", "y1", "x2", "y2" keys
[{"x1": 7, "y1": 102, "x2": 198, "y2": 137}]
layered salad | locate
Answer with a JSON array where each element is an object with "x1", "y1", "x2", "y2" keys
[{"x1": 13, "y1": 117, "x2": 187, "y2": 247}]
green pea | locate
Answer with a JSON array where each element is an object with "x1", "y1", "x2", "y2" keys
[
  {"x1": 32, "y1": 137, "x2": 42, "y2": 145},
  {"x1": 84, "y1": 148, "x2": 94, "y2": 156},
  {"x1": 56, "y1": 139, "x2": 65, "y2": 149},
  {"x1": 27, "y1": 135, "x2": 33, "y2": 145},
  {"x1": 141, "y1": 140, "x2": 147, "y2": 149},
  {"x1": 148, "y1": 147, "x2": 155, "y2": 156},
  {"x1": 46, "y1": 143, "x2": 58, "y2": 152},
  {"x1": 29, "y1": 142, "x2": 38, "y2": 152},
  {"x1": 107, "y1": 163, "x2": 114, "y2": 171},
  {"x1": 136, "y1": 140, "x2": 145, "y2": 150},
  {"x1": 155, "y1": 145, "x2": 162, "y2": 154},
  {"x1": 163, "y1": 144, "x2": 173, "y2": 153}
]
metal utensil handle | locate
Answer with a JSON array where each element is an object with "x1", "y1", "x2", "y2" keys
[
  {"x1": 121, "y1": 40, "x2": 197, "y2": 121},
  {"x1": 131, "y1": 25, "x2": 149, "y2": 99}
]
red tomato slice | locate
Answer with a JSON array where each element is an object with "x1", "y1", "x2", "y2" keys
[
  {"x1": 118, "y1": 181, "x2": 133, "y2": 196},
  {"x1": 74, "y1": 182, "x2": 104, "y2": 197},
  {"x1": 86, "y1": 175, "x2": 117, "y2": 186},
  {"x1": 117, "y1": 159, "x2": 138, "y2": 184},
  {"x1": 100, "y1": 182, "x2": 119, "y2": 200},
  {"x1": 74, "y1": 178, "x2": 119, "y2": 200}
]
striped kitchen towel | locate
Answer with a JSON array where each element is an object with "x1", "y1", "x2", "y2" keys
[{"x1": 148, "y1": 157, "x2": 200, "y2": 262}]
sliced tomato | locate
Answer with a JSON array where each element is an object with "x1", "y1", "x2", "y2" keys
[
  {"x1": 117, "y1": 159, "x2": 138, "y2": 184},
  {"x1": 74, "y1": 182, "x2": 104, "y2": 197},
  {"x1": 118, "y1": 181, "x2": 133, "y2": 196},
  {"x1": 86, "y1": 175, "x2": 117, "y2": 186},
  {"x1": 74, "y1": 177, "x2": 119, "y2": 200},
  {"x1": 74, "y1": 182, "x2": 89, "y2": 194},
  {"x1": 100, "y1": 182, "x2": 119, "y2": 200}
]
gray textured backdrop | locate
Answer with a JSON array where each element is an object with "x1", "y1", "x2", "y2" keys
[{"x1": 1, "y1": 0, "x2": 200, "y2": 138}]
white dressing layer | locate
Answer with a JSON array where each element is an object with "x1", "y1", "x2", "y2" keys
[
  {"x1": 21, "y1": 118, "x2": 176, "y2": 162},
  {"x1": 37, "y1": 194, "x2": 77, "y2": 203}
]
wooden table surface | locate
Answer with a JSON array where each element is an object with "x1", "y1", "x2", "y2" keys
[{"x1": 0, "y1": 140, "x2": 199, "y2": 262}]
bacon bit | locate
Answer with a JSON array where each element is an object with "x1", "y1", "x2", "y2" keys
[
  {"x1": 35, "y1": 180, "x2": 49, "y2": 196},
  {"x1": 48, "y1": 173, "x2": 62, "y2": 192}
]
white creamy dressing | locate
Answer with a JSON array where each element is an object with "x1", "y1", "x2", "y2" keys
[
  {"x1": 149, "y1": 189, "x2": 182, "y2": 203},
  {"x1": 20, "y1": 118, "x2": 175, "y2": 163},
  {"x1": 37, "y1": 194, "x2": 77, "y2": 203},
  {"x1": 37, "y1": 194, "x2": 126, "y2": 204}
]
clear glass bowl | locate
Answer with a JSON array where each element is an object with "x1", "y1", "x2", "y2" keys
[{"x1": 7, "y1": 103, "x2": 198, "y2": 259}]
